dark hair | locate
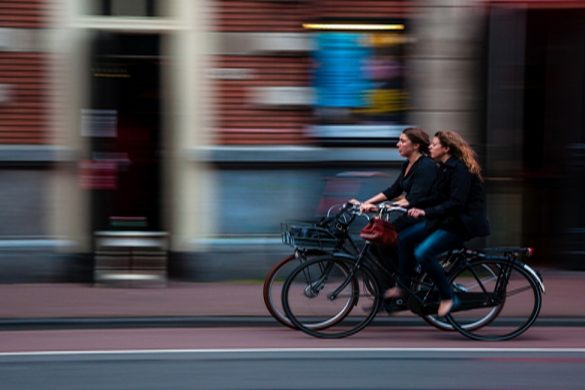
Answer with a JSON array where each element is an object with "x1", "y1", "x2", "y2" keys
[{"x1": 403, "y1": 127, "x2": 430, "y2": 154}]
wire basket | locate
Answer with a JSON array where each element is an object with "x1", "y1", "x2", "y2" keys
[{"x1": 281, "y1": 222, "x2": 340, "y2": 250}]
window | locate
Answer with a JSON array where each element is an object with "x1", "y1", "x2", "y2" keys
[
  {"x1": 87, "y1": 0, "x2": 164, "y2": 17},
  {"x1": 305, "y1": 22, "x2": 410, "y2": 144}
]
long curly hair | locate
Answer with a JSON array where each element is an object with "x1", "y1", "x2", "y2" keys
[{"x1": 435, "y1": 130, "x2": 483, "y2": 180}]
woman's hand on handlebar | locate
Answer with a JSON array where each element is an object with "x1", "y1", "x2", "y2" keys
[
  {"x1": 359, "y1": 202, "x2": 379, "y2": 214},
  {"x1": 408, "y1": 207, "x2": 426, "y2": 218},
  {"x1": 346, "y1": 198, "x2": 377, "y2": 213}
]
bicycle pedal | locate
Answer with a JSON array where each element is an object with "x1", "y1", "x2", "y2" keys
[{"x1": 383, "y1": 298, "x2": 407, "y2": 314}]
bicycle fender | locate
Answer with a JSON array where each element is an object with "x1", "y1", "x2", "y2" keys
[
  {"x1": 521, "y1": 262, "x2": 546, "y2": 294},
  {"x1": 330, "y1": 252, "x2": 357, "y2": 261}
]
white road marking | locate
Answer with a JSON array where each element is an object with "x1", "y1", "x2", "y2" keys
[{"x1": 1, "y1": 347, "x2": 585, "y2": 357}]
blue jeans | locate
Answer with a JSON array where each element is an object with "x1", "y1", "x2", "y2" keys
[{"x1": 397, "y1": 221, "x2": 463, "y2": 299}]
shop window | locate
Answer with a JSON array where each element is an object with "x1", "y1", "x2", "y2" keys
[
  {"x1": 87, "y1": 0, "x2": 164, "y2": 17},
  {"x1": 305, "y1": 22, "x2": 410, "y2": 144}
]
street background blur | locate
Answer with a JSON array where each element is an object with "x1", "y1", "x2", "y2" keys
[{"x1": 1, "y1": 0, "x2": 584, "y2": 292}]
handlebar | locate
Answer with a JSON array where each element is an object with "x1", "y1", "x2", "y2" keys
[
  {"x1": 325, "y1": 202, "x2": 407, "y2": 223},
  {"x1": 348, "y1": 201, "x2": 407, "y2": 213},
  {"x1": 377, "y1": 202, "x2": 408, "y2": 214}
]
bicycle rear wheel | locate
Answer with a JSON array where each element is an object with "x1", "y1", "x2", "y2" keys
[
  {"x1": 447, "y1": 258, "x2": 542, "y2": 341},
  {"x1": 420, "y1": 263, "x2": 501, "y2": 331},
  {"x1": 263, "y1": 254, "x2": 298, "y2": 329},
  {"x1": 282, "y1": 256, "x2": 380, "y2": 338}
]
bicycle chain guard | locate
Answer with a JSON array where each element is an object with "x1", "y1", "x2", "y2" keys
[{"x1": 407, "y1": 294, "x2": 439, "y2": 316}]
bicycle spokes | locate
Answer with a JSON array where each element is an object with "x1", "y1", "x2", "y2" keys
[
  {"x1": 447, "y1": 258, "x2": 542, "y2": 341},
  {"x1": 282, "y1": 257, "x2": 380, "y2": 338}
]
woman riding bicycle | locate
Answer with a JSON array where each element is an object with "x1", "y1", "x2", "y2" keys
[
  {"x1": 386, "y1": 130, "x2": 490, "y2": 317},
  {"x1": 351, "y1": 127, "x2": 438, "y2": 230},
  {"x1": 349, "y1": 127, "x2": 438, "y2": 301}
]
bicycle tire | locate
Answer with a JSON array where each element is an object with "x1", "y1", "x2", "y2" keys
[
  {"x1": 282, "y1": 256, "x2": 381, "y2": 339},
  {"x1": 447, "y1": 257, "x2": 542, "y2": 341},
  {"x1": 263, "y1": 254, "x2": 297, "y2": 329},
  {"x1": 263, "y1": 252, "x2": 339, "y2": 330}
]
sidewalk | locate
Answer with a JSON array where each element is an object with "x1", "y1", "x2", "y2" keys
[{"x1": 0, "y1": 267, "x2": 583, "y2": 328}]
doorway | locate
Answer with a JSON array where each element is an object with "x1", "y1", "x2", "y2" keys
[{"x1": 85, "y1": 32, "x2": 163, "y2": 232}]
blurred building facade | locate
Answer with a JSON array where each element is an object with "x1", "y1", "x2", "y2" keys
[{"x1": 0, "y1": 0, "x2": 584, "y2": 282}]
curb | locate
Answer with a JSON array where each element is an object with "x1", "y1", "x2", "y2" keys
[{"x1": 1, "y1": 316, "x2": 584, "y2": 331}]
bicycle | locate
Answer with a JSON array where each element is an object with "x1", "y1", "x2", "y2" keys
[
  {"x1": 280, "y1": 204, "x2": 545, "y2": 341},
  {"x1": 268, "y1": 202, "x2": 481, "y2": 332}
]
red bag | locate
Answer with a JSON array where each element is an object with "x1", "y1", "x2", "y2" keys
[{"x1": 359, "y1": 217, "x2": 398, "y2": 246}]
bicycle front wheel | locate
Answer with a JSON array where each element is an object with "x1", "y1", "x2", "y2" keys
[
  {"x1": 282, "y1": 257, "x2": 380, "y2": 338},
  {"x1": 447, "y1": 258, "x2": 542, "y2": 341}
]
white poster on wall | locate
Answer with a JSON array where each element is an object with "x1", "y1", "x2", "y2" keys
[{"x1": 81, "y1": 109, "x2": 118, "y2": 138}]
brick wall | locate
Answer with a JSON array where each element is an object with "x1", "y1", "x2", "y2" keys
[
  {"x1": 214, "y1": 55, "x2": 311, "y2": 145},
  {"x1": 490, "y1": 0, "x2": 585, "y2": 8},
  {"x1": 215, "y1": 0, "x2": 411, "y2": 32},
  {"x1": 215, "y1": 0, "x2": 310, "y2": 33},
  {"x1": 0, "y1": 52, "x2": 51, "y2": 144},
  {"x1": 0, "y1": 0, "x2": 52, "y2": 144},
  {"x1": 310, "y1": 0, "x2": 413, "y2": 19},
  {"x1": 0, "y1": 0, "x2": 50, "y2": 28}
]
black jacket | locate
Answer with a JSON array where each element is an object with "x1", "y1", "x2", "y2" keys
[
  {"x1": 382, "y1": 155, "x2": 438, "y2": 207},
  {"x1": 421, "y1": 157, "x2": 490, "y2": 240},
  {"x1": 381, "y1": 155, "x2": 438, "y2": 232}
]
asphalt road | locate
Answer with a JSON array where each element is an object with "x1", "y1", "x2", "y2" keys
[
  {"x1": 1, "y1": 325, "x2": 584, "y2": 389},
  {"x1": 1, "y1": 348, "x2": 584, "y2": 390}
]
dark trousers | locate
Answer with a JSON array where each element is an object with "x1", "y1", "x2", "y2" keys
[{"x1": 397, "y1": 220, "x2": 462, "y2": 299}]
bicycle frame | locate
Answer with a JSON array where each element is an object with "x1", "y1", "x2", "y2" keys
[
  {"x1": 446, "y1": 248, "x2": 545, "y2": 314},
  {"x1": 327, "y1": 240, "x2": 440, "y2": 310}
]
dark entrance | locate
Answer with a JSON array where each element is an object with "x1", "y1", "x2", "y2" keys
[
  {"x1": 486, "y1": 6, "x2": 585, "y2": 268},
  {"x1": 521, "y1": 8, "x2": 585, "y2": 268},
  {"x1": 85, "y1": 32, "x2": 163, "y2": 232}
]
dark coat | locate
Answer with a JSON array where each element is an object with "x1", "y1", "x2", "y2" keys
[
  {"x1": 421, "y1": 157, "x2": 490, "y2": 240},
  {"x1": 382, "y1": 155, "x2": 438, "y2": 232},
  {"x1": 382, "y1": 155, "x2": 438, "y2": 207}
]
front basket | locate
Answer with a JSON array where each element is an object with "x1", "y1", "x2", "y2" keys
[{"x1": 281, "y1": 222, "x2": 339, "y2": 250}]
